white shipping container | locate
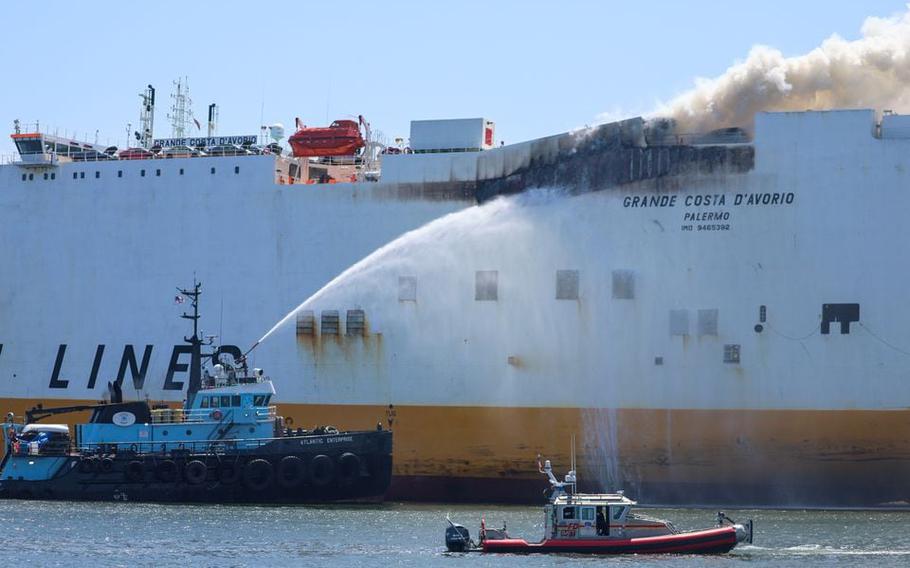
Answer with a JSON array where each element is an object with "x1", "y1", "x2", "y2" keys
[{"x1": 410, "y1": 118, "x2": 495, "y2": 152}]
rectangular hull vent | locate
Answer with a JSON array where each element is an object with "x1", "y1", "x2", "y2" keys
[
  {"x1": 346, "y1": 310, "x2": 365, "y2": 336},
  {"x1": 321, "y1": 310, "x2": 340, "y2": 335},
  {"x1": 296, "y1": 310, "x2": 315, "y2": 335},
  {"x1": 556, "y1": 270, "x2": 579, "y2": 300}
]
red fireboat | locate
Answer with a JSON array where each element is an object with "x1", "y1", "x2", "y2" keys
[
  {"x1": 288, "y1": 116, "x2": 365, "y2": 157},
  {"x1": 445, "y1": 458, "x2": 753, "y2": 555}
]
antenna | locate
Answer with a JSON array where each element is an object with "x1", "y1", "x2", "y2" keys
[
  {"x1": 138, "y1": 84, "x2": 155, "y2": 149},
  {"x1": 168, "y1": 77, "x2": 194, "y2": 138}
]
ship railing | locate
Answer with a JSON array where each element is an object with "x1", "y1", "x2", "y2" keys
[
  {"x1": 0, "y1": 154, "x2": 18, "y2": 165},
  {"x1": 72, "y1": 431, "x2": 336, "y2": 457},
  {"x1": 149, "y1": 405, "x2": 276, "y2": 423}
]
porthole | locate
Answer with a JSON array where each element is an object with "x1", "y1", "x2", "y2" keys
[
  {"x1": 162, "y1": 430, "x2": 168, "y2": 436},
  {"x1": 156, "y1": 169, "x2": 161, "y2": 177},
  {"x1": 95, "y1": 171, "x2": 100, "y2": 178},
  {"x1": 117, "y1": 170, "x2": 123, "y2": 178},
  {"x1": 179, "y1": 168, "x2": 184, "y2": 175},
  {"x1": 249, "y1": 427, "x2": 255, "y2": 433},
  {"x1": 185, "y1": 429, "x2": 192, "y2": 436},
  {"x1": 140, "y1": 169, "x2": 145, "y2": 177},
  {"x1": 20, "y1": 174, "x2": 26, "y2": 181},
  {"x1": 234, "y1": 166, "x2": 239, "y2": 174},
  {"x1": 210, "y1": 167, "x2": 215, "y2": 174},
  {"x1": 28, "y1": 173, "x2": 34, "y2": 181}
]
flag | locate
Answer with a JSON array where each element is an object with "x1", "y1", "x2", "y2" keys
[
  {"x1": 174, "y1": 295, "x2": 185, "y2": 304},
  {"x1": 193, "y1": 118, "x2": 201, "y2": 130}
]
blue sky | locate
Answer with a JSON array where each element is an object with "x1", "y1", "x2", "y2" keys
[{"x1": 1, "y1": 0, "x2": 906, "y2": 155}]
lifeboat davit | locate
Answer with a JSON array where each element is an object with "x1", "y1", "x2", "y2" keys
[{"x1": 288, "y1": 116, "x2": 365, "y2": 157}]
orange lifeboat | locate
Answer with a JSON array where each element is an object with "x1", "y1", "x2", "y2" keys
[{"x1": 288, "y1": 116, "x2": 366, "y2": 157}]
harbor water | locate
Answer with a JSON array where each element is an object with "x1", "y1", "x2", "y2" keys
[{"x1": 1, "y1": 500, "x2": 908, "y2": 567}]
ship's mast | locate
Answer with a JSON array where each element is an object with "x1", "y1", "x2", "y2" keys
[
  {"x1": 138, "y1": 84, "x2": 155, "y2": 149},
  {"x1": 207, "y1": 103, "x2": 218, "y2": 137},
  {"x1": 168, "y1": 77, "x2": 194, "y2": 138},
  {"x1": 177, "y1": 280, "x2": 204, "y2": 399}
]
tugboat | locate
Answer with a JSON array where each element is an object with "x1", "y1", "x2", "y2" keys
[
  {"x1": 0, "y1": 282, "x2": 392, "y2": 503},
  {"x1": 445, "y1": 457, "x2": 753, "y2": 555}
]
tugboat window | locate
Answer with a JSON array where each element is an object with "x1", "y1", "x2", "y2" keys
[
  {"x1": 210, "y1": 396, "x2": 220, "y2": 407},
  {"x1": 200, "y1": 398, "x2": 209, "y2": 409},
  {"x1": 562, "y1": 507, "x2": 575, "y2": 520},
  {"x1": 253, "y1": 395, "x2": 265, "y2": 406},
  {"x1": 231, "y1": 395, "x2": 241, "y2": 406},
  {"x1": 220, "y1": 395, "x2": 231, "y2": 407}
]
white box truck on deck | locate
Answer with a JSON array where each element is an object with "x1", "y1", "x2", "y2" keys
[{"x1": 409, "y1": 118, "x2": 495, "y2": 152}]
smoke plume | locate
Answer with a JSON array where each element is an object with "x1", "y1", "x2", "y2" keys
[{"x1": 658, "y1": 7, "x2": 910, "y2": 133}]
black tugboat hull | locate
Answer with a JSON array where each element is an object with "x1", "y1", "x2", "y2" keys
[{"x1": 0, "y1": 431, "x2": 392, "y2": 504}]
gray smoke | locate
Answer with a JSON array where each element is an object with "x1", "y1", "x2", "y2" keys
[{"x1": 657, "y1": 8, "x2": 910, "y2": 133}]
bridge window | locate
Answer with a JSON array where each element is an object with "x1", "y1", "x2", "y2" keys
[
  {"x1": 253, "y1": 395, "x2": 266, "y2": 406},
  {"x1": 209, "y1": 396, "x2": 220, "y2": 407},
  {"x1": 220, "y1": 395, "x2": 231, "y2": 407}
]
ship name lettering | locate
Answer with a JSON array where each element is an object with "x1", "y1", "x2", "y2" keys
[
  {"x1": 734, "y1": 192, "x2": 795, "y2": 205},
  {"x1": 623, "y1": 195, "x2": 677, "y2": 208},
  {"x1": 326, "y1": 436, "x2": 354, "y2": 443},
  {"x1": 684, "y1": 194, "x2": 725, "y2": 207}
]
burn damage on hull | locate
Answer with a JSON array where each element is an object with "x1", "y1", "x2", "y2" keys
[{"x1": 475, "y1": 118, "x2": 755, "y2": 203}]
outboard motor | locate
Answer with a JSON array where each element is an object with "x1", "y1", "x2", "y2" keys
[{"x1": 445, "y1": 522, "x2": 471, "y2": 552}]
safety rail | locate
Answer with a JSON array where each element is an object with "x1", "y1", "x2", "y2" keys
[
  {"x1": 149, "y1": 405, "x2": 276, "y2": 423},
  {"x1": 70, "y1": 430, "x2": 343, "y2": 457},
  {"x1": 0, "y1": 154, "x2": 17, "y2": 165}
]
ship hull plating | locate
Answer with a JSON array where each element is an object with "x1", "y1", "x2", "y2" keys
[{"x1": 0, "y1": 430, "x2": 392, "y2": 503}]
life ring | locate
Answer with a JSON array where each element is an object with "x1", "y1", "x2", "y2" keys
[
  {"x1": 210, "y1": 409, "x2": 223, "y2": 421},
  {"x1": 309, "y1": 454, "x2": 334, "y2": 487},
  {"x1": 156, "y1": 459, "x2": 179, "y2": 482},
  {"x1": 217, "y1": 460, "x2": 242, "y2": 485},
  {"x1": 243, "y1": 459, "x2": 273, "y2": 491},
  {"x1": 184, "y1": 460, "x2": 208, "y2": 485},
  {"x1": 99, "y1": 457, "x2": 115, "y2": 473},
  {"x1": 337, "y1": 452, "x2": 361, "y2": 485},
  {"x1": 124, "y1": 460, "x2": 144, "y2": 483},
  {"x1": 277, "y1": 456, "x2": 305, "y2": 488},
  {"x1": 78, "y1": 456, "x2": 97, "y2": 474}
]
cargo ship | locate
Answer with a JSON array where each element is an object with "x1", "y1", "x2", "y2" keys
[{"x1": 2, "y1": 80, "x2": 909, "y2": 507}]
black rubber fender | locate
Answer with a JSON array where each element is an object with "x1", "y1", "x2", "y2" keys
[
  {"x1": 337, "y1": 452, "x2": 360, "y2": 485},
  {"x1": 243, "y1": 459, "x2": 273, "y2": 491},
  {"x1": 184, "y1": 460, "x2": 208, "y2": 485},
  {"x1": 310, "y1": 454, "x2": 334, "y2": 487},
  {"x1": 156, "y1": 459, "x2": 179, "y2": 483},
  {"x1": 217, "y1": 460, "x2": 242, "y2": 485},
  {"x1": 277, "y1": 456, "x2": 306, "y2": 488},
  {"x1": 124, "y1": 460, "x2": 145, "y2": 483}
]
